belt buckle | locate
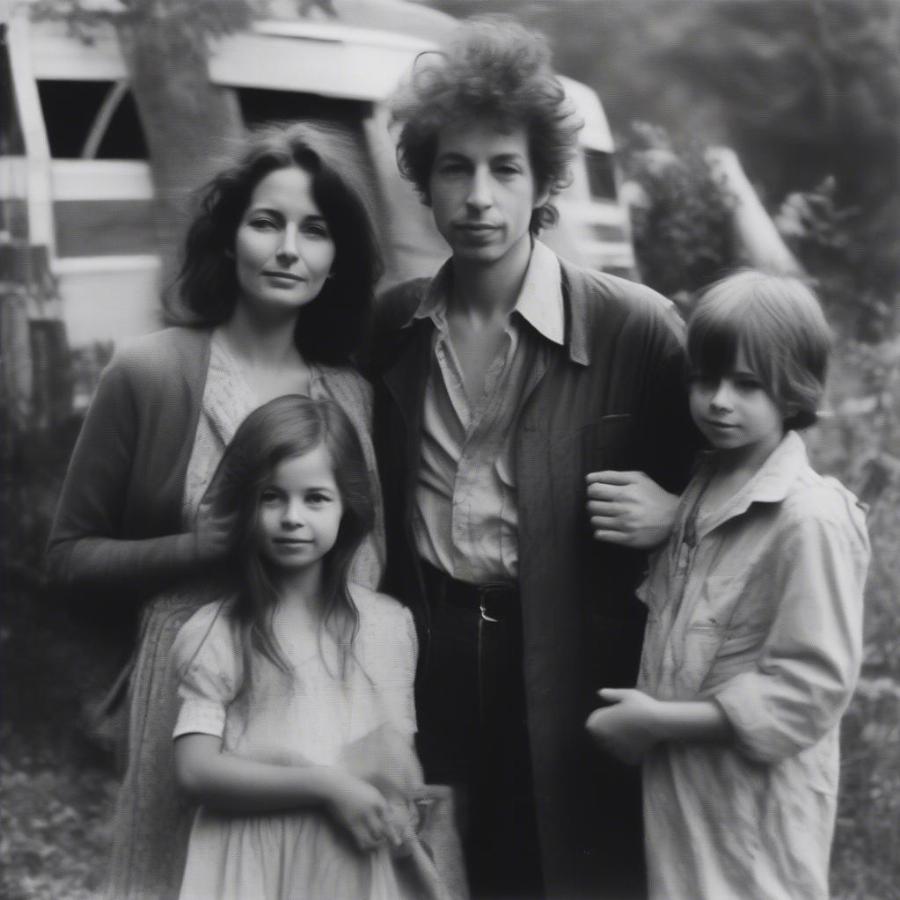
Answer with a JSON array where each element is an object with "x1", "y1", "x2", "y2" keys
[{"x1": 478, "y1": 585, "x2": 506, "y2": 623}]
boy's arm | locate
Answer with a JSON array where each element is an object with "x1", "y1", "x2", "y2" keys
[
  {"x1": 586, "y1": 688, "x2": 732, "y2": 765},
  {"x1": 712, "y1": 508, "x2": 869, "y2": 764}
]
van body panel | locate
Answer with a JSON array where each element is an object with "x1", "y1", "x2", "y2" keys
[{"x1": 210, "y1": 31, "x2": 426, "y2": 101}]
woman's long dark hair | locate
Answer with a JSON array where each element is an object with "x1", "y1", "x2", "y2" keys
[
  {"x1": 169, "y1": 121, "x2": 383, "y2": 365},
  {"x1": 202, "y1": 395, "x2": 375, "y2": 695}
]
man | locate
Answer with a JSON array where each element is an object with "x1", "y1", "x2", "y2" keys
[{"x1": 370, "y1": 18, "x2": 696, "y2": 900}]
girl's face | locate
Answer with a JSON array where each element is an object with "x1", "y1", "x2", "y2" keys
[
  {"x1": 234, "y1": 166, "x2": 336, "y2": 318},
  {"x1": 256, "y1": 445, "x2": 344, "y2": 575},
  {"x1": 689, "y1": 347, "x2": 785, "y2": 470}
]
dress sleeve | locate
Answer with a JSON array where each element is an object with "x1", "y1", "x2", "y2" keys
[
  {"x1": 714, "y1": 502, "x2": 869, "y2": 763},
  {"x1": 171, "y1": 603, "x2": 241, "y2": 740}
]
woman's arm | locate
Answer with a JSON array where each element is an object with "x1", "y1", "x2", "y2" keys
[
  {"x1": 174, "y1": 733, "x2": 393, "y2": 850},
  {"x1": 46, "y1": 350, "x2": 224, "y2": 590},
  {"x1": 586, "y1": 688, "x2": 733, "y2": 765}
]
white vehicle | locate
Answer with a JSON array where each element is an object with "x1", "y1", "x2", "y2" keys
[{"x1": 1, "y1": 1, "x2": 637, "y2": 349}]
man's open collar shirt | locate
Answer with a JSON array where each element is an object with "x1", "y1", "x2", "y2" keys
[{"x1": 411, "y1": 240, "x2": 564, "y2": 584}]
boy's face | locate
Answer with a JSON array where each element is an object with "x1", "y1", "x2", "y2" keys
[
  {"x1": 428, "y1": 119, "x2": 548, "y2": 269},
  {"x1": 689, "y1": 347, "x2": 785, "y2": 470}
]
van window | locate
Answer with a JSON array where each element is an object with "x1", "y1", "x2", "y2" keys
[
  {"x1": 37, "y1": 80, "x2": 148, "y2": 159},
  {"x1": 583, "y1": 148, "x2": 617, "y2": 201},
  {"x1": 236, "y1": 87, "x2": 372, "y2": 135}
]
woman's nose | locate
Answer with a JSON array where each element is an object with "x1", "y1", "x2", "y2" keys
[{"x1": 275, "y1": 227, "x2": 299, "y2": 264}]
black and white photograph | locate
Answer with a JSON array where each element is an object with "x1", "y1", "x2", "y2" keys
[{"x1": 1, "y1": 0, "x2": 898, "y2": 897}]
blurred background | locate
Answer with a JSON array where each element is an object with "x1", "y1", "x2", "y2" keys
[{"x1": 2, "y1": 1, "x2": 898, "y2": 896}]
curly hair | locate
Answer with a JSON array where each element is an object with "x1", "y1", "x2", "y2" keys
[
  {"x1": 390, "y1": 16, "x2": 582, "y2": 234},
  {"x1": 687, "y1": 270, "x2": 833, "y2": 430},
  {"x1": 169, "y1": 121, "x2": 382, "y2": 365}
]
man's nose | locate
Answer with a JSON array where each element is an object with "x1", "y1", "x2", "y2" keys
[{"x1": 465, "y1": 167, "x2": 493, "y2": 211}]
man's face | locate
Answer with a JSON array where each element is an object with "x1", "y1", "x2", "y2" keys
[{"x1": 428, "y1": 119, "x2": 548, "y2": 267}]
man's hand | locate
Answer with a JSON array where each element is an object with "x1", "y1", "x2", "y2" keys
[
  {"x1": 585, "y1": 471, "x2": 679, "y2": 549},
  {"x1": 585, "y1": 688, "x2": 663, "y2": 765}
]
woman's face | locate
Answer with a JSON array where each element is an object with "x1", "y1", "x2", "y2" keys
[{"x1": 234, "y1": 166, "x2": 336, "y2": 317}]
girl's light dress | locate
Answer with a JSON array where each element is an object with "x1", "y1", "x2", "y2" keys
[
  {"x1": 637, "y1": 431, "x2": 869, "y2": 900},
  {"x1": 172, "y1": 587, "x2": 420, "y2": 900}
]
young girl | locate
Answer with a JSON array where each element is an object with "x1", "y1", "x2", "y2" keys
[
  {"x1": 171, "y1": 395, "x2": 460, "y2": 900},
  {"x1": 586, "y1": 271, "x2": 869, "y2": 899}
]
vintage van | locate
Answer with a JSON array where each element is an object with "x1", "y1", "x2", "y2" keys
[{"x1": 1, "y1": 1, "x2": 637, "y2": 351}]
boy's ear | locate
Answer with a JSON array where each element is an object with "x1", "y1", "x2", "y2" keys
[{"x1": 782, "y1": 400, "x2": 801, "y2": 421}]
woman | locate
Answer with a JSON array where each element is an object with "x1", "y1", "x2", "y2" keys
[{"x1": 46, "y1": 121, "x2": 384, "y2": 898}]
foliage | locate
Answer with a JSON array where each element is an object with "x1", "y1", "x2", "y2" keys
[
  {"x1": 620, "y1": 123, "x2": 735, "y2": 308},
  {"x1": 777, "y1": 178, "x2": 897, "y2": 340},
  {"x1": 31, "y1": 0, "x2": 253, "y2": 40}
]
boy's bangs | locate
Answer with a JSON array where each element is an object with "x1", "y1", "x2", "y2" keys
[{"x1": 687, "y1": 311, "x2": 741, "y2": 376}]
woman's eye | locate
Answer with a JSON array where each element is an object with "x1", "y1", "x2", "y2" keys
[
  {"x1": 259, "y1": 489, "x2": 281, "y2": 504},
  {"x1": 249, "y1": 217, "x2": 277, "y2": 230},
  {"x1": 306, "y1": 492, "x2": 330, "y2": 506},
  {"x1": 302, "y1": 221, "x2": 331, "y2": 239}
]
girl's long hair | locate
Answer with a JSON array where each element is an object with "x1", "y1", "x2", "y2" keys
[{"x1": 202, "y1": 395, "x2": 375, "y2": 698}]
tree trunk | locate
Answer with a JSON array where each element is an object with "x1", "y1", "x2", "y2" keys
[{"x1": 115, "y1": 2, "x2": 245, "y2": 312}]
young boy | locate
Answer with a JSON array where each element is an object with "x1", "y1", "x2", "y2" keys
[
  {"x1": 587, "y1": 272, "x2": 869, "y2": 899},
  {"x1": 370, "y1": 18, "x2": 696, "y2": 899}
]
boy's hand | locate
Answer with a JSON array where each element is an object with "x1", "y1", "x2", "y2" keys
[
  {"x1": 585, "y1": 471, "x2": 679, "y2": 548},
  {"x1": 324, "y1": 770, "x2": 390, "y2": 852},
  {"x1": 585, "y1": 688, "x2": 662, "y2": 765}
]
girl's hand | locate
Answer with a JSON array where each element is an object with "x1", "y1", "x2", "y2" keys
[
  {"x1": 325, "y1": 770, "x2": 391, "y2": 852},
  {"x1": 585, "y1": 688, "x2": 663, "y2": 765}
]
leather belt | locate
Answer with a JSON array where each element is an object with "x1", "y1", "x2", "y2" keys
[{"x1": 421, "y1": 561, "x2": 519, "y2": 623}]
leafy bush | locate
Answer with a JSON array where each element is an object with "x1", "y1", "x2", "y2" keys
[{"x1": 621, "y1": 123, "x2": 735, "y2": 309}]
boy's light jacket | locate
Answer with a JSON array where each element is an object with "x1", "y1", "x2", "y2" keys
[
  {"x1": 638, "y1": 430, "x2": 869, "y2": 899},
  {"x1": 370, "y1": 253, "x2": 698, "y2": 898}
]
